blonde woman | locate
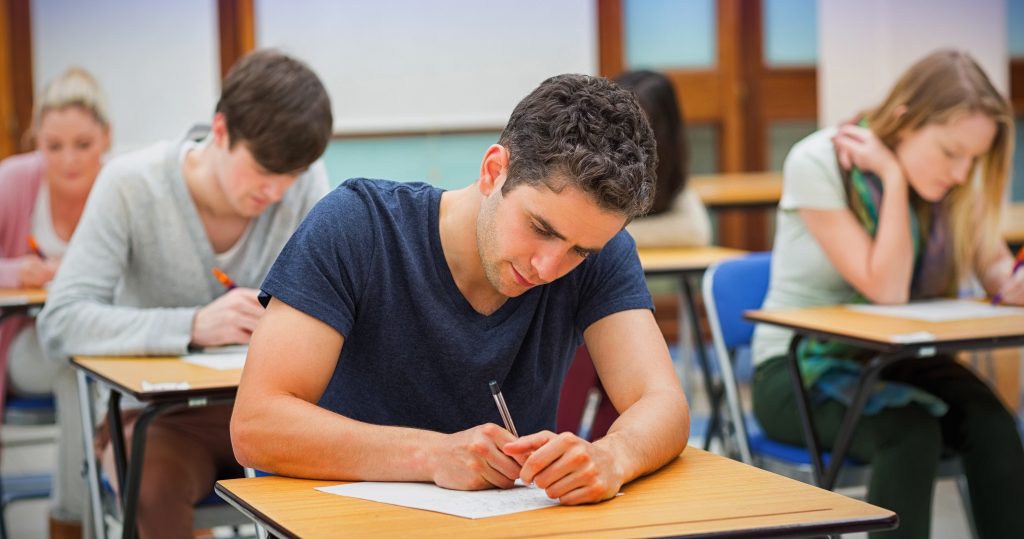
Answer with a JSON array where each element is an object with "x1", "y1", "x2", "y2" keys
[
  {"x1": 0, "y1": 67, "x2": 110, "y2": 538},
  {"x1": 752, "y1": 50, "x2": 1023, "y2": 539}
]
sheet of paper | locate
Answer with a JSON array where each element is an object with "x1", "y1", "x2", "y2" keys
[
  {"x1": 181, "y1": 345, "x2": 248, "y2": 370},
  {"x1": 316, "y1": 480, "x2": 562, "y2": 519},
  {"x1": 845, "y1": 300, "x2": 1024, "y2": 322}
]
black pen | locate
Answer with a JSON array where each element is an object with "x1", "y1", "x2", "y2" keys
[{"x1": 489, "y1": 380, "x2": 518, "y2": 437}]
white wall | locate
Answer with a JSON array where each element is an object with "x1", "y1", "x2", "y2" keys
[
  {"x1": 818, "y1": 0, "x2": 1007, "y2": 127},
  {"x1": 254, "y1": 0, "x2": 597, "y2": 134},
  {"x1": 32, "y1": 0, "x2": 220, "y2": 153}
]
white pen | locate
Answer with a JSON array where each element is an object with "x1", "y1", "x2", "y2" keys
[{"x1": 489, "y1": 380, "x2": 519, "y2": 437}]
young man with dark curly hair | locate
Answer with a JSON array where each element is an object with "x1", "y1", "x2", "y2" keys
[{"x1": 232, "y1": 74, "x2": 690, "y2": 505}]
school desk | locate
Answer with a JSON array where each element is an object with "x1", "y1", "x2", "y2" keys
[
  {"x1": 689, "y1": 172, "x2": 783, "y2": 210},
  {"x1": 745, "y1": 304, "x2": 1024, "y2": 490},
  {"x1": 637, "y1": 246, "x2": 747, "y2": 449},
  {"x1": 71, "y1": 355, "x2": 243, "y2": 539},
  {"x1": 0, "y1": 287, "x2": 47, "y2": 323},
  {"x1": 215, "y1": 447, "x2": 895, "y2": 538}
]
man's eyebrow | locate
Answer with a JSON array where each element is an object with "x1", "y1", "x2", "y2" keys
[{"x1": 532, "y1": 214, "x2": 604, "y2": 255}]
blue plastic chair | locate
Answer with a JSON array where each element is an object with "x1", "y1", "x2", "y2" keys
[{"x1": 703, "y1": 252, "x2": 977, "y2": 537}]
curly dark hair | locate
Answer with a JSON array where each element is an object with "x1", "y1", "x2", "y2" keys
[
  {"x1": 498, "y1": 74, "x2": 657, "y2": 220},
  {"x1": 216, "y1": 49, "x2": 332, "y2": 174}
]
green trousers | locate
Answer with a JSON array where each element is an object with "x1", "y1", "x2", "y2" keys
[{"x1": 752, "y1": 355, "x2": 1024, "y2": 539}]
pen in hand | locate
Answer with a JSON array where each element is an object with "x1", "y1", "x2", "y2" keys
[
  {"x1": 489, "y1": 380, "x2": 518, "y2": 438},
  {"x1": 27, "y1": 234, "x2": 46, "y2": 260},
  {"x1": 992, "y1": 246, "x2": 1024, "y2": 305},
  {"x1": 212, "y1": 267, "x2": 237, "y2": 290}
]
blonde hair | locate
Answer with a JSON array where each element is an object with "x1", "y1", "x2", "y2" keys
[
  {"x1": 862, "y1": 49, "x2": 1014, "y2": 284},
  {"x1": 33, "y1": 67, "x2": 110, "y2": 130}
]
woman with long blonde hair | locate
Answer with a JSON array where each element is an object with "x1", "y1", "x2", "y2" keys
[{"x1": 752, "y1": 49, "x2": 1024, "y2": 539}]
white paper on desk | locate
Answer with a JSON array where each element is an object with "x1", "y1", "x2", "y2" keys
[
  {"x1": 181, "y1": 345, "x2": 248, "y2": 370},
  {"x1": 315, "y1": 480, "x2": 562, "y2": 519},
  {"x1": 845, "y1": 300, "x2": 1024, "y2": 322}
]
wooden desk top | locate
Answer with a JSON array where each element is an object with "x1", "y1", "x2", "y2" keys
[
  {"x1": 71, "y1": 356, "x2": 241, "y2": 401},
  {"x1": 638, "y1": 246, "x2": 748, "y2": 276},
  {"x1": 746, "y1": 305, "x2": 1024, "y2": 353},
  {"x1": 216, "y1": 448, "x2": 894, "y2": 538},
  {"x1": 0, "y1": 287, "x2": 48, "y2": 307},
  {"x1": 689, "y1": 172, "x2": 782, "y2": 209},
  {"x1": 1003, "y1": 202, "x2": 1024, "y2": 246}
]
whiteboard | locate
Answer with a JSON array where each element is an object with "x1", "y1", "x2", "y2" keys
[{"x1": 255, "y1": 0, "x2": 598, "y2": 134}]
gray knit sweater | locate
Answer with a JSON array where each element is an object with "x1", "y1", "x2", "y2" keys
[{"x1": 38, "y1": 134, "x2": 329, "y2": 360}]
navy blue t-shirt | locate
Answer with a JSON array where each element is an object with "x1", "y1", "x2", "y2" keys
[{"x1": 260, "y1": 178, "x2": 653, "y2": 435}]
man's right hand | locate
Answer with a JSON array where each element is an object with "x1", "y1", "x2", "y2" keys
[
  {"x1": 18, "y1": 255, "x2": 58, "y2": 287},
  {"x1": 430, "y1": 423, "x2": 522, "y2": 490},
  {"x1": 191, "y1": 287, "x2": 265, "y2": 347}
]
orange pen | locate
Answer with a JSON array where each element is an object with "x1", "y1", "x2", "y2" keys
[
  {"x1": 211, "y1": 267, "x2": 237, "y2": 290},
  {"x1": 27, "y1": 234, "x2": 45, "y2": 260}
]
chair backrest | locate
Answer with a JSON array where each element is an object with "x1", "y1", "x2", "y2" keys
[
  {"x1": 703, "y1": 252, "x2": 771, "y2": 464},
  {"x1": 705, "y1": 252, "x2": 771, "y2": 349}
]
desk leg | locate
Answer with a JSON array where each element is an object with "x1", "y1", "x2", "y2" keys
[
  {"x1": 118, "y1": 402, "x2": 187, "y2": 539},
  {"x1": 106, "y1": 392, "x2": 127, "y2": 503},
  {"x1": 786, "y1": 336, "x2": 910, "y2": 490},
  {"x1": 679, "y1": 275, "x2": 720, "y2": 449},
  {"x1": 822, "y1": 353, "x2": 905, "y2": 489},
  {"x1": 77, "y1": 371, "x2": 105, "y2": 539},
  {"x1": 785, "y1": 335, "x2": 825, "y2": 486}
]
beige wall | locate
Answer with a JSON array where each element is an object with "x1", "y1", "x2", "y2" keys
[{"x1": 818, "y1": 0, "x2": 1008, "y2": 127}]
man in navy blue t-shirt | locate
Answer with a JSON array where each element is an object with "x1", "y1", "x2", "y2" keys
[{"x1": 232, "y1": 74, "x2": 690, "y2": 505}]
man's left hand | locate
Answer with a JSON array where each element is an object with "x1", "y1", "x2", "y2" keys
[{"x1": 501, "y1": 431, "x2": 624, "y2": 505}]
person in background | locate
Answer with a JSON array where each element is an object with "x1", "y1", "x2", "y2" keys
[
  {"x1": 0, "y1": 67, "x2": 110, "y2": 539},
  {"x1": 616, "y1": 70, "x2": 711, "y2": 247},
  {"x1": 38, "y1": 50, "x2": 332, "y2": 539},
  {"x1": 752, "y1": 49, "x2": 1024, "y2": 539}
]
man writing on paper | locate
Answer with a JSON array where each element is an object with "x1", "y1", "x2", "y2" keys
[
  {"x1": 232, "y1": 74, "x2": 690, "y2": 504},
  {"x1": 39, "y1": 50, "x2": 332, "y2": 536}
]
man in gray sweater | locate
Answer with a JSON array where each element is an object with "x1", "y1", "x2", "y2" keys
[{"x1": 38, "y1": 50, "x2": 332, "y2": 539}]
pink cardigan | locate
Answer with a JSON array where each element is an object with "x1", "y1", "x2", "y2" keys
[{"x1": 0, "y1": 152, "x2": 45, "y2": 407}]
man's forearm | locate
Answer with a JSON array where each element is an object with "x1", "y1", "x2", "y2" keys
[
  {"x1": 594, "y1": 387, "x2": 689, "y2": 484},
  {"x1": 231, "y1": 393, "x2": 445, "y2": 481}
]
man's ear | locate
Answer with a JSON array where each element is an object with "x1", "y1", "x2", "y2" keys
[
  {"x1": 211, "y1": 113, "x2": 230, "y2": 149},
  {"x1": 478, "y1": 144, "x2": 510, "y2": 197}
]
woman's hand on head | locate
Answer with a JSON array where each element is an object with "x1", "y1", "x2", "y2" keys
[{"x1": 832, "y1": 125, "x2": 905, "y2": 189}]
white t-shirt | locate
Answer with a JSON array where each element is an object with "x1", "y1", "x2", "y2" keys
[{"x1": 751, "y1": 127, "x2": 862, "y2": 365}]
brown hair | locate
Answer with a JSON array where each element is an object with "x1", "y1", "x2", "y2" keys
[
  {"x1": 216, "y1": 49, "x2": 332, "y2": 174},
  {"x1": 861, "y1": 49, "x2": 1014, "y2": 283},
  {"x1": 614, "y1": 70, "x2": 688, "y2": 216},
  {"x1": 497, "y1": 74, "x2": 657, "y2": 221}
]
